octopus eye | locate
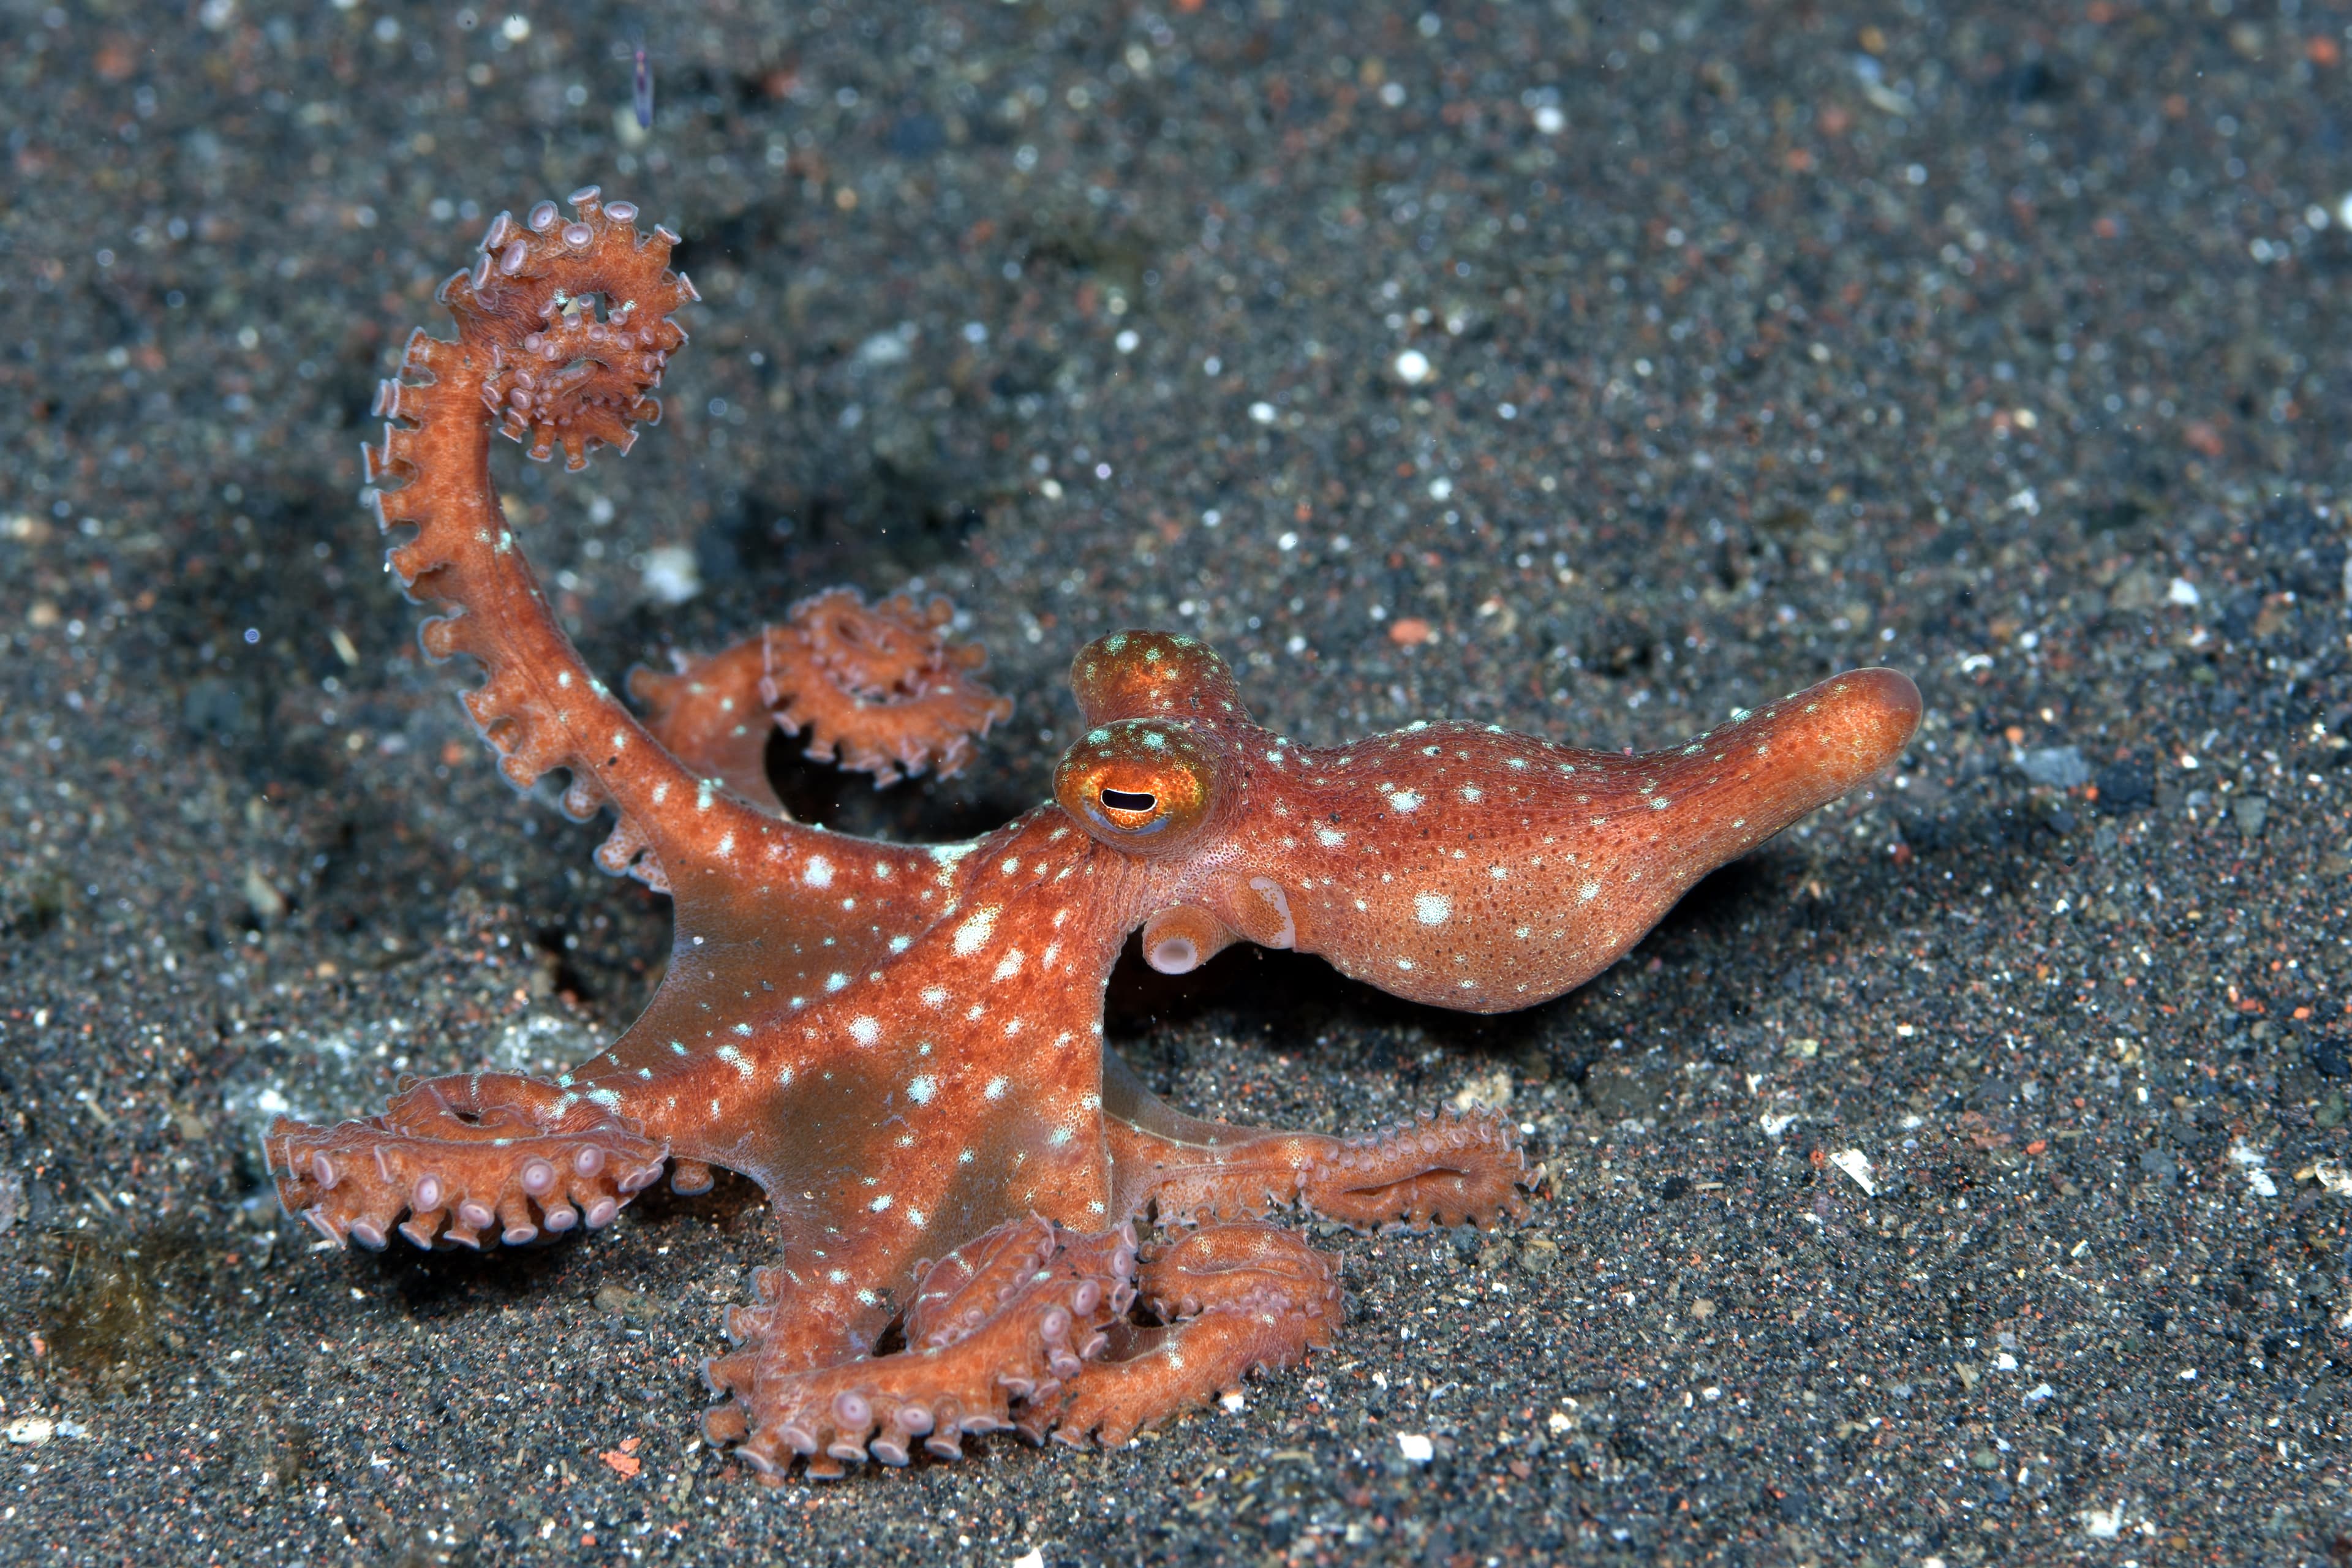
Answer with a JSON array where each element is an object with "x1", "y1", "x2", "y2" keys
[
  {"x1": 1053, "y1": 720, "x2": 1224, "y2": 857},
  {"x1": 1085, "y1": 778, "x2": 1172, "y2": 835}
]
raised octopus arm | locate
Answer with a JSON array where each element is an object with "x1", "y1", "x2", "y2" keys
[
  {"x1": 364, "y1": 190, "x2": 728, "y2": 885},
  {"x1": 269, "y1": 190, "x2": 1007, "y2": 1246},
  {"x1": 363, "y1": 190, "x2": 988, "y2": 982}
]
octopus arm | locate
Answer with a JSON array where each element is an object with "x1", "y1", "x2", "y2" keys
[
  {"x1": 1039, "y1": 1223, "x2": 1341, "y2": 1448},
  {"x1": 630, "y1": 587, "x2": 1012, "y2": 804},
  {"x1": 1101, "y1": 1050, "x2": 1531, "y2": 1231},
  {"x1": 266, "y1": 1072, "x2": 669, "y2": 1251},
  {"x1": 704, "y1": 1218, "x2": 1140, "y2": 1479},
  {"x1": 360, "y1": 190, "x2": 965, "y2": 1013}
]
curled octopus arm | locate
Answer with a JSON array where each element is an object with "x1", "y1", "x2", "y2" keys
[
  {"x1": 629, "y1": 587, "x2": 1012, "y2": 809},
  {"x1": 271, "y1": 189, "x2": 1011, "y2": 1248},
  {"x1": 361, "y1": 187, "x2": 786, "y2": 900}
]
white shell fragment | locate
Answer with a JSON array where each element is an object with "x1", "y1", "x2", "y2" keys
[{"x1": 1828, "y1": 1148, "x2": 1877, "y2": 1196}]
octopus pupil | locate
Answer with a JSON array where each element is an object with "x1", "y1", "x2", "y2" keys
[{"x1": 1099, "y1": 788, "x2": 1157, "y2": 813}]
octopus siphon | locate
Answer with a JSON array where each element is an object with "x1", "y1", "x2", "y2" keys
[{"x1": 265, "y1": 189, "x2": 1921, "y2": 1480}]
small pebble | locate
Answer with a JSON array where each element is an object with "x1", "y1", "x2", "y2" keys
[{"x1": 2018, "y1": 745, "x2": 2089, "y2": 788}]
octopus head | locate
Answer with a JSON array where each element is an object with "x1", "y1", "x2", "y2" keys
[
  {"x1": 1066, "y1": 630, "x2": 1249, "y2": 726},
  {"x1": 1054, "y1": 717, "x2": 1271, "y2": 974},
  {"x1": 1056, "y1": 631, "x2": 1254, "y2": 862},
  {"x1": 1057, "y1": 631, "x2": 1276, "y2": 973},
  {"x1": 1052, "y1": 717, "x2": 1229, "y2": 858}
]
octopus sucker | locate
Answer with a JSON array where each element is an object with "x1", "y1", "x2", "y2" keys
[{"x1": 267, "y1": 192, "x2": 1917, "y2": 1480}]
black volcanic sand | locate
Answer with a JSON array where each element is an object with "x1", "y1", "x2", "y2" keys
[{"x1": 4, "y1": 2, "x2": 2350, "y2": 1563}]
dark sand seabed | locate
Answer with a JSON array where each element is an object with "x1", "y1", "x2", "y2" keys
[{"x1": 4, "y1": 1, "x2": 2351, "y2": 1562}]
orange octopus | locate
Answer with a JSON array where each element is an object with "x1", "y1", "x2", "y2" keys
[{"x1": 265, "y1": 189, "x2": 1921, "y2": 1480}]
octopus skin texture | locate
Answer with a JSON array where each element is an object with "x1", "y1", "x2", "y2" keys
[{"x1": 263, "y1": 189, "x2": 1922, "y2": 1481}]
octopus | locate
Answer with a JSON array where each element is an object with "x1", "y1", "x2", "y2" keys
[{"x1": 264, "y1": 189, "x2": 1921, "y2": 1480}]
